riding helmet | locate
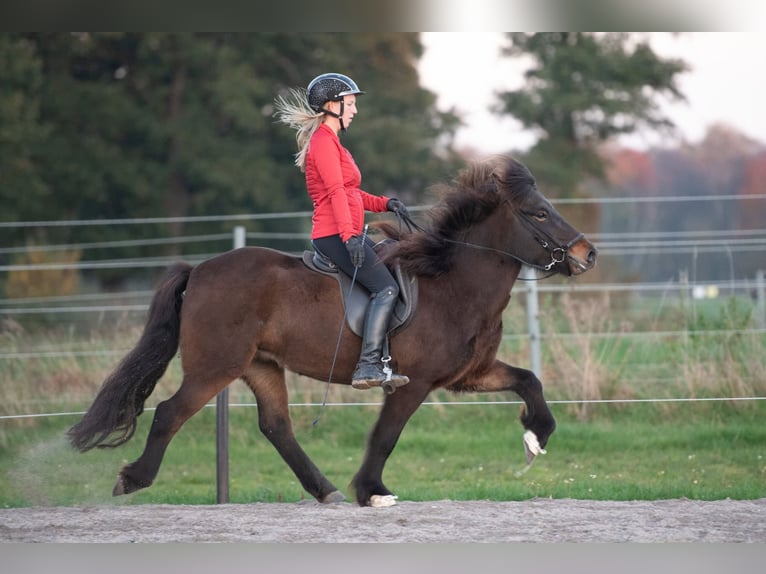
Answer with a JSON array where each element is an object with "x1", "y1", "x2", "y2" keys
[{"x1": 306, "y1": 73, "x2": 365, "y2": 112}]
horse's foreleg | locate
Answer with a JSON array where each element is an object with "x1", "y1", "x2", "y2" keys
[
  {"x1": 453, "y1": 360, "x2": 556, "y2": 455},
  {"x1": 351, "y1": 382, "x2": 431, "y2": 507},
  {"x1": 245, "y1": 361, "x2": 344, "y2": 504},
  {"x1": 114, "y1": 372, "x2": 230, "y2": 496}
]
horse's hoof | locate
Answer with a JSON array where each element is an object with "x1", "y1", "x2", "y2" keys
[
  {"x1": 523, "y1": 430, "x2": 547, "y2": 464},
  {"x1": 320, "y1": 490, "x2": 346, "y2": 504},
  {"x1": 112, "y1": 475, "x2": 127, "y2": 496},
  {"x1": 112, "y1": 472, "x2": 150, "y2": 496},
  {"x1": 369, "y1": 494, "x2": 398, "y2": 508}
]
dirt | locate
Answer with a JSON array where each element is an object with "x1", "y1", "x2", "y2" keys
[{"x1": 1, "y1": 498, "x2": 764, "y2": 543}]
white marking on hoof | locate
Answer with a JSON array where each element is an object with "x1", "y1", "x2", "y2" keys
[
  {"x1": 369, "y1": 494, "x2": 398, "y2": 508},
  {"x1": 523, "y1": 430, "x2": 547, "y2": 464}
]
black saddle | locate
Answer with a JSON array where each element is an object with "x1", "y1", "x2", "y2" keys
[{"x1": 301, "y1": 239, "x2": 418, "y2": 338}]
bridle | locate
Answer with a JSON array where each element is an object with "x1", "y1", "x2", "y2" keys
[
  {"x1": 533, "y1": 227, "x2": 585, "y2": 271},
  {"x1": 515, "y1": 208, "x2": 584, "y2": 271}
]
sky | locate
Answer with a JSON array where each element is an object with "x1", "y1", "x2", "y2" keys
[{"x1": 418, "y1": 32, "x2": 766, "y2": 156}]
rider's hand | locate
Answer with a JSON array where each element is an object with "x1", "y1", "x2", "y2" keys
[
  {"x1": 386, "y1": 198, "x2": 409, "y2": 218},
  {"x1": 344, "y1": 235, "x2": 365, "y2": 268}
]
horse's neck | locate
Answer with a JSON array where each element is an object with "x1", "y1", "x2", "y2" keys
[
  {"x1": 453, "y1": 218, "x2": 522, "y2": 296},
  {"x1": 450, "y1": 245, "x2": 522, "y2": 302}
]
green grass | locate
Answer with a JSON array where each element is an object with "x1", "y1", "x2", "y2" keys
[
  {"x1": 1, "y1": 294, "x2": 764, "y2": 507},
  {"x1": 2, "y1": 399, "x2": 764, "y2": 507}
]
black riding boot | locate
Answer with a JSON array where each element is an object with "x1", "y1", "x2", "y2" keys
[{"x1": 351, "y1": 288, "x2": 409, "y2": 391}]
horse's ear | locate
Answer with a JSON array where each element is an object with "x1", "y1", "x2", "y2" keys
[{"x1": 490, "y1": 165, "x2": 506, "y2": 193}]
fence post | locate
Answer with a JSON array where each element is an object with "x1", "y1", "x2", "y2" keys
[
  {"x1": 756, "y1": 269, "x2": 765, "y2": 330},
  {"x1": 523, "y1": 266, "x2": 542, "y2": 377},
  {"x1": 216, "y1": 225, "x2": 245, "y2": 504}
]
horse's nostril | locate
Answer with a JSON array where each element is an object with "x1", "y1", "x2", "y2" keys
[{"x1": 587, "y1": 249, "x2": 597, "y2": 265}]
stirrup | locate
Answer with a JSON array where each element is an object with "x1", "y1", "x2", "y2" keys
[
  {"x1": 380, "y1": 355, "x2": 409, "y2": 394},
  {"x1": 351, "y1": 356, "x2": 409, "y2": 392}
]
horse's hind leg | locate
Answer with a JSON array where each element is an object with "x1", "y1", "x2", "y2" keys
[
  {"x1": 244, "y1": 361, "x2": 344, "y2": 504},
  {"x1": 113, "y1": 371, "x2": 232, "y2": 496}
]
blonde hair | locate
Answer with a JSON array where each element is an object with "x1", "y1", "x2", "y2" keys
[{"x1": 273, "y1": 87, "x2": 324, "y2": 172}]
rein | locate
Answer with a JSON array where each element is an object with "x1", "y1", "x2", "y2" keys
[
  {"x1": 395, "y1": 211, "x2": 580, "y2": 280},
  {"x1": 395, "y1": 209, "x2": 427, "y2": 234},
  {"x1": 441, "y1": 238, "x2": 558, "y2": 281}
]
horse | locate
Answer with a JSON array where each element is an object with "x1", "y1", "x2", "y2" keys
[{"x1": 68, "y1": 155, "x2": 597, "y2": 507}]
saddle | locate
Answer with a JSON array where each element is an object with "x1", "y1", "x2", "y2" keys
[{"x1": 301, "y1": 239, "x2": 418, "y2": 338}]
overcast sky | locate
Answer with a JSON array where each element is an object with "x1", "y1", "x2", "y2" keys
[{"x1": 418, "y1": 32, "x2": 766, "y2": 156}]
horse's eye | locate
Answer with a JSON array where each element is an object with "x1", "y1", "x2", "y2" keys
[{"x1": 534, "y1": 209, "x2": 548, "y2": 221}]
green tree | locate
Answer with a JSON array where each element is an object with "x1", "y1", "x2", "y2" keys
[
  {"x1": 495, "y1": 32, "x2": 688, "y2": 196},
  {"x1": 1, "y1": 33, "x2": 461, "y2": 288},
  {"x1": 5, "y1": 33, "x2": 459, "y2": 229},
  {"x1": 0, "y1": 35, "x2": 49, "y2": 223}
]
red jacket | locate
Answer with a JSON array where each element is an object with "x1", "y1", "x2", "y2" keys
[{"x1": 305, "y1": 124, "x2": 389, "y2": 242}]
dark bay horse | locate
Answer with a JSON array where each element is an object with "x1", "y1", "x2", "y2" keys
[{"x1": 68, "y1": 156, "x2": 597, "y2": 507}]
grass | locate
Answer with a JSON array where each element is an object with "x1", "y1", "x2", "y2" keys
[
  {"x1": 1, "y1": 398, "x2": 764, "y2": 507},
  {"x1": 1, "y1": 294, "x2": 765, "y2": 507}
]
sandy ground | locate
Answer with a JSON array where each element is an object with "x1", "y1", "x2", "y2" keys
[{"x1": 1, "y1": 498, "x2": 765, "y2": 543}]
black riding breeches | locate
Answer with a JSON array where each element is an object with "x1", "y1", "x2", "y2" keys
[{"x1": 312, "y1": 234, "x2": 399, "y2": 297}]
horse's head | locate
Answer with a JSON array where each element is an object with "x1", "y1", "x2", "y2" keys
[
  {"x1": 493, "y1": 157, "x2": 597, "y2": 276},
  {"x1": 383, "y1": 156, "x2": 597, "y2": 279}
]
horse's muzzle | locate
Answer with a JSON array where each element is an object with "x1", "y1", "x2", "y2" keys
[{"x1": 567, "y1": 237, "x2": 598, "y2": 276}]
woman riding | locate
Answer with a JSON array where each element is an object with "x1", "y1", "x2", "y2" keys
[{"x1": 274, "y1": 72, "x2": 409, "y2": 391}]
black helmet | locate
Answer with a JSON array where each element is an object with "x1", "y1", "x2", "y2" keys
[{"x1": 307, "y1": 73, "x2": 365, "y2": 112}]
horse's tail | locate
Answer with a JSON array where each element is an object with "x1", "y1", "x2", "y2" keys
[{"x1": 68, "y1": 262, "x2": 193, "y2": 452}]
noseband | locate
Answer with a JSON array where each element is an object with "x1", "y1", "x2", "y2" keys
[{"x1": 533, "y1": 230, "x2": 585, "y2": 271}]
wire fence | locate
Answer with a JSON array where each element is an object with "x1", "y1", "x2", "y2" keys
[
  {"x1": 2, "y1": 193, "x2": 765, "y2": 422},
  {"x1": 3, "y1": 395, "x2": 766, "y2": 423}
]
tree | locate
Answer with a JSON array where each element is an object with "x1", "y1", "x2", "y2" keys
[
  {"x1": 0, "y1": 33, "x2": 461, "y2": 289},
  {"x1": 0, "y1": 35, "x2": 49, "y2": 223},
  {"x1": 4, "y1": 34, "x2": 460, "y2": 227},
  {"x1": 600, "y1": 124, "x2": 765, "y2": 283},
  {"x1": 739, "y1": 152, "x2": 766, "y2": 230},
  {"x1": 495, "y1": 33, "x2": 688, "y2": 197}
]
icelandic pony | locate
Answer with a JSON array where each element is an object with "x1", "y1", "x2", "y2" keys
[{"x1": 69, "y1": 156, "x2": 597, "y2": 506}]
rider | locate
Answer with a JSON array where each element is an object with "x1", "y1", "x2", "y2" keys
[{"x1": 274, "y1": 72, "x2": 410, "y2": 390}]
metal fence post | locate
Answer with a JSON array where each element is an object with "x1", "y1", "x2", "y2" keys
[
  {"x1": 756, "y1": 269, "x2": 765, "y2": 330},
  {"x1": 523, "y1": 266, "x2": 542, "y2": 377},
  {"x1": 216, "y1": 225, "x2": 245, "y2": 504}
]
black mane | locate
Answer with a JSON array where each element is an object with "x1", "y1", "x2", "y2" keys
[{"x1": 381, "y1": 156, "x2": 535, "y2": 277}]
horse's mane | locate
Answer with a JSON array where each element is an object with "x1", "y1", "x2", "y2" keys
[{"x1": 379, "y1": 156, "x2": 535, "y2": 277}]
